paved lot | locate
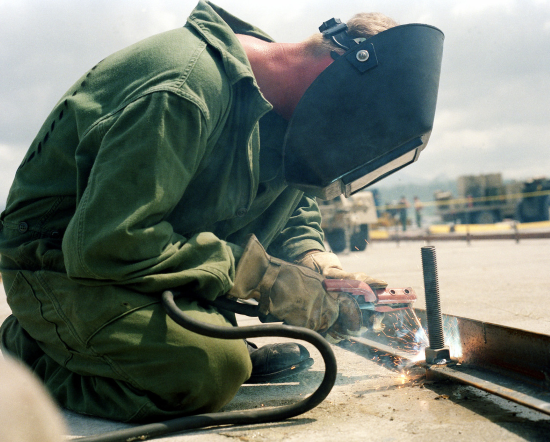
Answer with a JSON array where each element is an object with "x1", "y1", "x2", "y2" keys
[
  {"x1": 340, "y1": 237, "x2": 550, "y2": 335},
  {"x1": 1, "y1": 238, "x2": 550, "y2": 441}
]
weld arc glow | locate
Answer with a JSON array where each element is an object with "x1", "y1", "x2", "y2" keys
[{"x1": 366, "y1": 309, "x2": 462, "y2": 371}]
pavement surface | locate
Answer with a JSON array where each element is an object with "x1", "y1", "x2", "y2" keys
[{"x1": 1, "y1": 236, "x2": 550, "y2": 441}]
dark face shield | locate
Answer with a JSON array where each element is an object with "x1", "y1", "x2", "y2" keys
[{"x1": 282, "y1": 23, "x2": 444, "y2": 200}]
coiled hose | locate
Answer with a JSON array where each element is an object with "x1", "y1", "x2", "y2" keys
[{"x1": 76, "y1": 290, "x2": 337, "y2": 441}]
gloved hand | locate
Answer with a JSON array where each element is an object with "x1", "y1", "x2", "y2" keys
[
  {"x1": 228, "y1": 235, "x2": 361, "y2": 334},
  {"x1": 295, "y1": 250, "x2": 388, "y2": 289}
]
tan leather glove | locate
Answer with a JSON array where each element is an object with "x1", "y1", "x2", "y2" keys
[
  {"x1": 296, "y1": 250, "x2": 388, "y2": 289},
  {"x1": 228, "y1": 235, "x2": 361, "y2": 334}
]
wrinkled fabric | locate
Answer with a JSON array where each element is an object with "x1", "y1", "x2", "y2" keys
[
  {"x1": 0, "y1": 308, "x2": 251, "y2": 423},
  {"x1": 0, "y1": 0, "x2": 325, "y2": 421}
]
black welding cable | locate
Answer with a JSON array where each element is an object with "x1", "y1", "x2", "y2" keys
[{"x1": 75, "y1": 290, "x2": 338, "y2": 442}]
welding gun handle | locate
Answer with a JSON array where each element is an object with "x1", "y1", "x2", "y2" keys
[{"x1": 323, "y1": 279, "x2": 378, "y2": 303}]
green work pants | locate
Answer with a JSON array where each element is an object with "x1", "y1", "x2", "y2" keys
[{"x1": 0, "y1": 275, "x2": 251, "y2": 423}]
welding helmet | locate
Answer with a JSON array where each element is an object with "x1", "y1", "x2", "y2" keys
[{"x1": 282, "y1": 19, "x2": 444, "y2": 200}]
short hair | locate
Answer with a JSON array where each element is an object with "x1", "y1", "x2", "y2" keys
[{"x1": 305, "y1": 12, "x2": 398, "y2": 57}]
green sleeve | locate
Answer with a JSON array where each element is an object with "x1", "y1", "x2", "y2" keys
[
  {"x1": 267, "y1": 193, "x2": 326, "y2": 262},
  {"x1": 63, "y1": 92, "x2": 235, "y2": 300}
]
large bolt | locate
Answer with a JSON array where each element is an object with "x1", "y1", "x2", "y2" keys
[{"x1": 421, "y1": 245, "x2": 450, "y2": 364}]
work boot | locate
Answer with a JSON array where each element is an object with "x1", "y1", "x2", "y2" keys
[{"x1": 244, "y1": 341, "x2": 314, "y2": 384}]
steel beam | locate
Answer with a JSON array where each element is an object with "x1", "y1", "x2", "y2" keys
[
  {"x1": 426, "y1": 363, "x2": 550, "y2": 415},
  {"x1": 347, "y1": 309, "x2": 550, "y2": 416}
]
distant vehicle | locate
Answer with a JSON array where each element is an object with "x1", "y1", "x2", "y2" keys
[
  {"x1": 434, "y1": 173, "x2": 550, "y2": 224},
  {"x1": 516, "y1": 177, "x2": 550, "y2": 223},
  {"x1": 318, "y1": 192, "x2": 378, "y2": 253}
]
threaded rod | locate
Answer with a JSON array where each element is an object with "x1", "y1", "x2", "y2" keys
[{"x1": 421, "y1": 245, "x2": 445, "y2": 349}]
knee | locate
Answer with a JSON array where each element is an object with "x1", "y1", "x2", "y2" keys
[
  {"x1": 163, "y1": 338, "x2": 252, "y2": 413},
  {"x1": 84, "y1": 301, "x2": 254, "y2": 418}
]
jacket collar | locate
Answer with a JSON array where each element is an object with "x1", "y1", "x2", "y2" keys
[{"x1": 186, "y1": 1, "x2": 275, "y2": 86}]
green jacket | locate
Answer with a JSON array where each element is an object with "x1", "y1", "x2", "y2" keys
[{"x1": 0, "y1": 1, "x2": 325, "y2": 304}]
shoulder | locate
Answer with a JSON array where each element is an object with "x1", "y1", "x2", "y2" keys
[{"x1": 81, "y1": 27, "x2": 232, "y2": 128}]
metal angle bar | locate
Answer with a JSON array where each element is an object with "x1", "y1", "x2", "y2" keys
[
  {"x1": 414, "y1": 309, "x2": 550, "y2": 388},
  {"x1": 426, "y1": 364, "x2": 550, "y2": 416},
  {"x1": 347, "y1": 309, "x2": 550, "y2": 416}
]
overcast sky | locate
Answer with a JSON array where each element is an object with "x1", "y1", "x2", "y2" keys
[{"x1": 1, "y1": 0, "x2": 549, "y2": 205}]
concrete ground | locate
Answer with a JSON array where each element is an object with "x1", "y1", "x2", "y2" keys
[{"x1": 1, "y1": 237, "x2": 550, "y2": 441}]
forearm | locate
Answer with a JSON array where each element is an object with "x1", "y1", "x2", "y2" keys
[{"x1": 267, "y1": 193, "x2": 325, "y2": 261}]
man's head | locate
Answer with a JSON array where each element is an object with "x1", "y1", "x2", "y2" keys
[
  {"x1": 237, "y1": 13, "x2": 398, "y2": 121},
  {"x1": 283, "y1": 17, "x2": 445, "y2": 199}
]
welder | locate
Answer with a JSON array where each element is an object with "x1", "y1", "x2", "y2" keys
[{"x1": 0, "y1": 0, "x2": 443, "y2": 423}]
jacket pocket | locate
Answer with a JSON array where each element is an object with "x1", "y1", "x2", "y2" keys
[
  {"x1": 35, "y1": 270, "x2": 158, "y2": 347},
  {"x1": 6, "y1": 271, "x2": 75, "y2": 365}
]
